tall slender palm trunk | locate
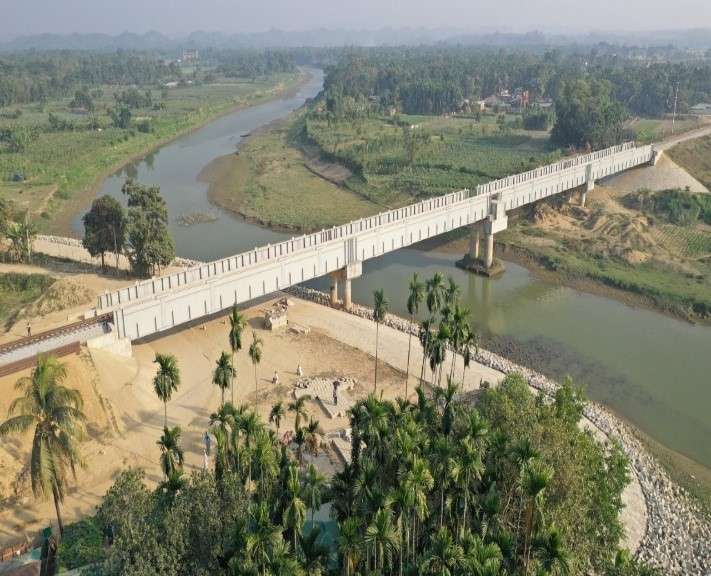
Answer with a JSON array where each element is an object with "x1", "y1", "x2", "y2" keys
[
  {"x1": 231, "y1": 351, "x2": 235, "y2": 405},
  {"x1": 405, "y1": 317, "x2": 414, "y2": 398},
  {"x1": 254, "y1": 365, "x2": 258, "y2": 409},
  {"x1": 52, "y1": 485, "x2": 64, "y2": 537},
  {"x1": 164, "y1": 402, "x2": 167, "y2": 428},
  {"x1": 374, "y1": 322, "x2": 380, "y2": 393}
]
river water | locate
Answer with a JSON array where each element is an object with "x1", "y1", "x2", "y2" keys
[{"x1": 79, "y1": 68, "x2": 711, "y2": 470}]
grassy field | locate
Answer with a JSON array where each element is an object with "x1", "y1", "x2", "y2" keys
[
  {"x1": 203, "y1": 119, "x2": 380, "y2": 231},
  {"x1": 303, "y1": 112, "x2": 561, "y2": 206},
  {"x1": 0, "y1": 272, "x2": 55, "y2": 329},
  {"x1": 667, "y1": 134, "x2": 711, "y2": 189},
  {"x1": 0, "y1": 72, "x2": 304, "y2": 233},
  {"x1": 626, "y1": 116, "x2": 703, "y2": 144}
]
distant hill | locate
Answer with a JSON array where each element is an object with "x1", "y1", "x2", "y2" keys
[{"x1": 2, "y1": 28, "x2": 711, "y2": 53}]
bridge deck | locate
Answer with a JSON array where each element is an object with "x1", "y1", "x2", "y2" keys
[{"x1": 96, "y1": 142, "x2": 654, "y2": 341}]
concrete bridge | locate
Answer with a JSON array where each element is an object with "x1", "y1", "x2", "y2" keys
[{"x1": 96, "y1": 142, "x2": 658, "y2": 342}]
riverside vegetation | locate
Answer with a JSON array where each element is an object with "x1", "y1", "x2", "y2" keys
[
  {"x1": 0, "y1": 49, "x2": 302, "y2": 233},
  {"x1": 1, "y1": 274, "x2": 665, "y2": 575}
]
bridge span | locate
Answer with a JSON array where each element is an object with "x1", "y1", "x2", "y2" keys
[{"x1": 96, "y1": 142, "x2": 658, "y2": 342}]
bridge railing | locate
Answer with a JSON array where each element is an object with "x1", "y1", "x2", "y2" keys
[{"x1": 98, "y1": 187, "x2": 474, "y2": 311}]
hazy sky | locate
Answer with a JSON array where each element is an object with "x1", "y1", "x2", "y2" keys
[{"x1": 2, "y1": 0, "x2": 711, "y2": 39}]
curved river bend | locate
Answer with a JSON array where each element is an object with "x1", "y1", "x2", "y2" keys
[{"x1": 78, "y1": 68, "x2": 711, "y2": 471}]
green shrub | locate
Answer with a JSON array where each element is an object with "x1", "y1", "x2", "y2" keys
[{"x1": 57, "y1": 517, "x2": 104, "y2": 570}]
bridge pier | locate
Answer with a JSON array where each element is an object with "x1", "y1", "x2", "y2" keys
[
  {"x1": 485, "y1": 232, "x2": 495, "y2": 268},
  {"x1": 468, "y1": 223, "x2": 481, "y2": 260},
  {"x1": 329, "y1": 272, "x2": 340, "y2": 306}
]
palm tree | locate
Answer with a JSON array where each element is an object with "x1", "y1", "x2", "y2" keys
[
  {"x1": 5, "y1": 219, "x2": 36, "y2": 263},
  {"x1": 420, "y1": 527, "x2": 464, "y2": 576},
  {"x1": 461, "y1": 330, "x2": 480, "y2": 383},
  {"x1": 364, "y1": 507, "x2": 399, "y2": 572},
  {"x1": 304, "y1": 418, "x2": 323, "y2": 461},
  {"x1": 418, "y1": 318, "x2": 435, "y2": 385},
  {"x1": 268, "y1": 538, "x2": 304, "y2": 576},
  {"x1": 372, "y1": 289, "x2": 388, "y2": 393},
  {"x1": 426, "y1": 272, "x2": 446, "y2": 316},
  {"x1": 449, "y1": 304, "x2": 470, "y2": 380},
  {"x1": 337, "y1": 517, "x2": 362, "y2": 576},
  {"x1": 444, "y1": 276, "x2": 461, "y2": 308},
  {"x1": 228, "y1": 305, "x2": 246, "y2": 405},
  {"x1": 288, "y1": 395, "x2": 311, "y2": 433},
  {"x1": 283, "y1": 463, "x2": 307, "y2": 553},
  {"x1": 402, "y1": 455, "x2": 434, "y2": 561},
  {"x1": 157, "y1": 425, "x2": 184, "y2": 479},
  {"x1": 0, "y1": 355, "x2": 86, "y2": 536},
  {"x1": 451, "y1": 438, "x2": 484, "y2": 536},
  {"x1": 252, "y1": 429, "x2": 278, "y2": 497},
  {"x1": 248, "y1": 331, "x2": 263, "y2": 409},
  {"x1": 244, "y1": 501, "x2": 283, "y2": 575},
  {"x1": 212, "y1": 351, "x2": 234, "y2": 406},
  {"x1": 533, "y1": 526, "x2": 570, "y2": 576},
  {"x1": 429, "y1": 322, "x2": 451, "y2": 387},
  {"x1": 303, "y1": 463, "x2": 327, "y2": 526},
  {"x1": 520, "y1": 459, "x2": 554, "y2": 572},
  {"x1": 405, "y1": 273, "x2": 425, "y2": 398},
  {"x1": 300, "y1": 525, "x2": 330, "y2": 576},
  {"x1": 153, "y1": 353, "x2": 180, "y2": 427},
  {"x1": 432, "y1": 435, "x2": 455, "y2": 528},
  {"x1": 269, "y1": 401, "x2": 285, "y2": 436},
  {"x1": 460, "y1": 530, "x2": 503, "y2": 576}
]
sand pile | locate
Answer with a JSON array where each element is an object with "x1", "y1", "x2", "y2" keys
[{"x1": 24, "y1": 278, "x2": 94, "y2": 317}]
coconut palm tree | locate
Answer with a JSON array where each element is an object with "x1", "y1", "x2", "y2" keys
[
  {"x1": 228, "y1": 305, "x2": 246, "y2": 405},
  {"x1": 0, "y1": 355, "x2": 86, "y2": 536},
  {"x1": 248, "y1": 331, "x2": 263, "y2": 409},
  {"x1": 405, "y1": 273, "x2": 425, "y2": 398},
  {"x1": 157, "y1": 425, "x2": 184, "y2": 479},
  {"x1": 153, "y1": 353, "x2": 180, "y2": 427},
  {"x1": 283, "y1": 463, "x2": 307, "y2": 553},
  {"x1": 288, "y1": 395, "x2": 311, "y2": 433},
  {"x1": 303, "y1": 463, "x2": 327, "y2": 526},
  {"x1": 365, "y1": 507, "x2": 399, "y2": 572},
  {"x1": 212, "y1": 351, "x2": 234, "y2": 406},
  {"x1": 372, "y1": 288, "x2": 388, "y2": 393},
  {"x1": 337, "y1": 517, "x2": 362, "y2": 576},
  {"x1": 269, "y1": 401, "x2": 285, "y2": 436}
]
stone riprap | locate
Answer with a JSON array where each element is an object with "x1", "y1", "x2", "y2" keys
[{"x1": 286, "y1": 285, "x2": 711, "y2": 575}]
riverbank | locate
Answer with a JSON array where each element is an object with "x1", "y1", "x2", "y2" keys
[
  {"x1": 44, "y1": 70, "x2": 311, "y2": 236},
  {"x1": 286, "y1": 285, "x2": 711, "y2": 575},
  {"x1": 202, "y1": 115, "x2": 380, "y2": 232}
]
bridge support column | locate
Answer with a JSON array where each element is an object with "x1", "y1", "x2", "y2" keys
[
  {"x1": 468, "y1": 224, "x2": 481, "y2": 260},
  {"x1": 329, "y1": 272, "x2": 340, "y2": 306},
  {"x1": 485, "y1": 233, "x2": 495, "y2": 268},
  {"x1": 341, "y1": 261, "x2": 362, "y2": 311}
]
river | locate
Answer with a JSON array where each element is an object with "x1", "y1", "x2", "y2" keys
[{"x1": 78, "y1": 68, "x2": 711, "y2": 471}]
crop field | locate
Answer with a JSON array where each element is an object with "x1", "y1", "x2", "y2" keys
[
  {"x1": 302, "y1": 112, "x2": 561, "y2": 206},
  {"x1": 0, "y1": 72, "x2": 302, "y2": 232},
  {"x1": 653, "y1": 224, "x2": 711, "y2": 258},
  {"x1": 627, "y1": 117, "x2": 704, "y2": 143}
]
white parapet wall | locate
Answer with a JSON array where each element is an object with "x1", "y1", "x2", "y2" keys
[{"x1": 99, "y1": 142, "x2": 655, "y2": 342}]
